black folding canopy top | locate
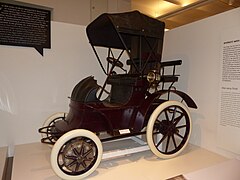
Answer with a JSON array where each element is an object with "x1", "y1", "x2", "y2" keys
[
  {"x1": 86, "y1": 11, "x2": 165, "y2": 75},
  {"x1": 86, "y1": 11, "x2": 165, "y2": 50}
]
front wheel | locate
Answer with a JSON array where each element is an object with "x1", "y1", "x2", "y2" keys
[
  {"x1": 147, "y1": 101, "x2": 192, "y2": 159},
  {"x1": 51, "y1": 129, "x2": 103, "y2": 179}
]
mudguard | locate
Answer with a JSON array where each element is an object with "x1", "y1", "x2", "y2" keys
[
  {"x1": 133, "y1": 89, "x2": 197, "y2": 132},
  {"x1": 155, "y1": 89, "x2": 197, "y2": 109}
]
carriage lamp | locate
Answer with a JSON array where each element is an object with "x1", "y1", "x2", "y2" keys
[{"x1": 147, "y1": 70, "x2": 161, "y2": 84}]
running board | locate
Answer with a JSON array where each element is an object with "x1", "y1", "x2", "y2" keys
[{"x1": 102, "y1": 136, "x2": 150, "y2": 160}]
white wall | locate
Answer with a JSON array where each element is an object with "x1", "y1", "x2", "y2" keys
[
  {"x1": 0, "y1": 22, "x2": 105, "y2": 155},
  {"x1": 163, "y1": 8, "x2": 240, "y2": 158}
]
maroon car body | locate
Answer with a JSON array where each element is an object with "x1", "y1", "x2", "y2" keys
[{"x1": 39, "y1": 11, "x2": 197, "y2": 180}]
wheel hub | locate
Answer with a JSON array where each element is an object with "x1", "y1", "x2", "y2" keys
[{"x1": 156, "y1": 120, "x2": 180, "y2": 137}]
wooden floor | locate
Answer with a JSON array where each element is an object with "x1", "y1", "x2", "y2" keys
[{"x1": 10, "y1": 139, "x2": 230, "y2": 180}]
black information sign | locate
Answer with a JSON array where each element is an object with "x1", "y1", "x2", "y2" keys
[{"x1": 0, "y1": 1, "x2": 51, "y2": 56}]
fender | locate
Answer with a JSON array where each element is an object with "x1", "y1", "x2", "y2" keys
[
  {"x1": 133, "y1": 89, "x2": 197, "y2": 132},
  {"x1": 155, "y1": 89, "x2": 197, "y2": 109}
]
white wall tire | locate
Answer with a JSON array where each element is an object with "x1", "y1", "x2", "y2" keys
[
  {"x1": 147, "y1": 101, "x2": 192, "y2": 159},
  {"x1": 51, "y1": 129, "x2": 103, "y2": 180}
]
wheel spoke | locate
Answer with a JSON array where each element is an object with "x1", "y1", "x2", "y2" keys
[
  {"x1": 81, "y1": 161, "x2": 87, "y2": 169},
  {"x1": 175, "y1": 132, "x2": 184, "y2": 139},
  {"x1": 171, "y1": 135, "x2": 177, "y2": 149},
  {"x1": 173, "y1": 113, "x2": 184, "y2": 126},
  {"x1": 75, "y1": 162, "x2": 81, "y2": 172},
  {"x1": 156, "y1": 134, "x2": 167, "y2": 147},
  {"x1": 79, "y1": 142, "x2": 85, "y2": 156},
  {"x1": 164, "y1": 110, "x2": 170, "y2": 121},
  {"x1": 64, "y1": 155, "x2": 77, "y2": 161},
  {"x1": 165, "y1": 135, "x2": 170, "y2": 153},
  {"x1": 83, "y1": 148, "x2": 93, "y2": 158},
  {"x1": 176, "y1": 124, "x2": 187, "y2": 129},
  {"x1": 84, "y1": 157, "x2": 94, "y2": 162},
  {"x1": 72, "y1": 147, "x2": 80, "y2": 156},
  {"x1": 171, "y1": 107, "x2": 177, "y2": 122},
  {"x1": 67, "y1": 159, "x2": 77, "y2": 168}
]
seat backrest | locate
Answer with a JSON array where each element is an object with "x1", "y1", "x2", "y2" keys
[{"x1": 106, "y1": 75, "x2": 137, "y2": 104}]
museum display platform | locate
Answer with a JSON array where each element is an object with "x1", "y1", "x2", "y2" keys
[
  {"x1": 10, "y1": 138, "x2": 232, "y2": 180},
  {"x1": 0, "y1": 146, "x2": 7, "y2": 179},
  {"x1": 184, "y1": 158, "x2": 240, "y2": 180}
]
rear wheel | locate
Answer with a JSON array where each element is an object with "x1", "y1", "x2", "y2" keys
[
  {"x1": 51, "y1": 129, "x2": 103, "y2": 179},
  {"x1": 41, "y1": 112, "x2": 68, "y2": 144},
  {"x1": 147, "y1": 101, "x2": 192, "y2": 159}
]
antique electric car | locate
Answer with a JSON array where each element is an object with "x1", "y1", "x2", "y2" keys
[{"x1": 39, "y1": 11, "x2": 197, "y2": 179}]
